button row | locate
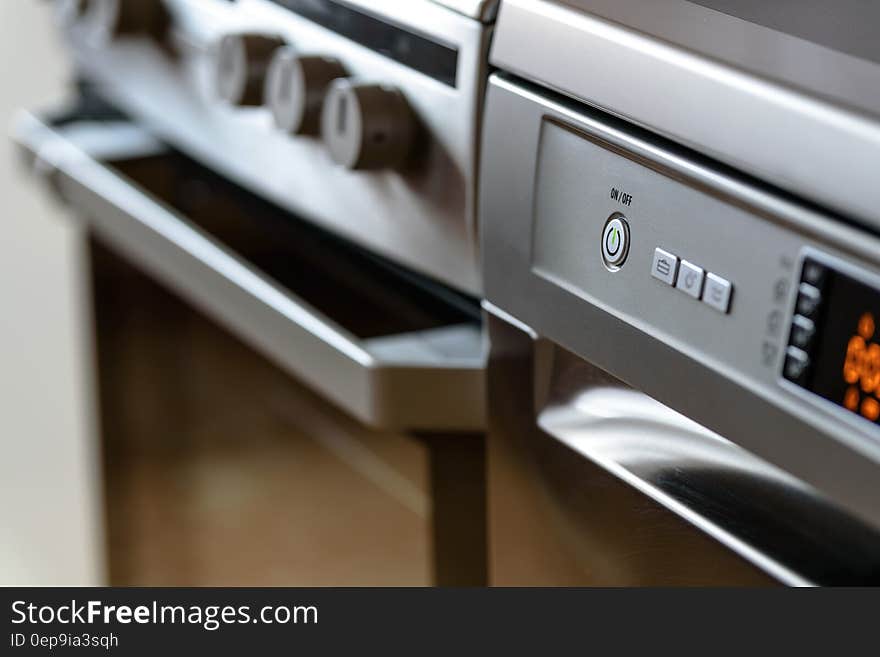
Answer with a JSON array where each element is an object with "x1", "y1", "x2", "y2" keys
[
  {"x1": 651, "y1": 248, "x2": 732, "y2": 313},
  {"x1": 782, "y1": 257, "x2": 827, "y2": 386}
]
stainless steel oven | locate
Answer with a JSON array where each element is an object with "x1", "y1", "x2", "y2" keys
[
  {"x1": 480, "y1": 0, "x2": 880, "y2": 585},
  {"x1": 21, "y1": 0, "x2": 500, "y2": 585},
  {"x1": 26, "y1": 0, "x2": 880, "y2": 587}
]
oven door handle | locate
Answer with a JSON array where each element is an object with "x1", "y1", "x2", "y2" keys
[
  {"x1": 534, "y1": 385, "x2": 820, "y2": 583},
  {"x1": 13, "y1": 111, "x2": 484, "y2": 431},
  {"x1": 535, "y1": 376, "x2": 880, "y2": 586}
]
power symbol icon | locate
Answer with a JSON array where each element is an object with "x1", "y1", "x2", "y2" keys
[
  {"x1": 601, "y1": 215, "x2": 629, "y2": 270},
  {"x1": 605, "y1": 228, "x2": 621, "y2": 255}
]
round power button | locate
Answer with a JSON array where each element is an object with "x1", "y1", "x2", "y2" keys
[{"x1": 601, "y1": 214, "x2": 630, "y2": 270}]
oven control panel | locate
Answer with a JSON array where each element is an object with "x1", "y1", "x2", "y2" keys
[
  {"x1": 480, "y1": 75, "x2": 880, "y2": 530},
  {"x1": 524, "y1": 115, "x2": 880, "y2": 447},
  {"x1": 51, "y1": 0, "x2": 492, "y2": 294}
]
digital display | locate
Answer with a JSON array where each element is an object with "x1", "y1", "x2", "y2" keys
[{"x1": 799, "y1": 263, "x2": 880, "y2": 426}]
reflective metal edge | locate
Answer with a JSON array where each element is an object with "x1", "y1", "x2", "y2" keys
[
  {"x1": 13, "y1": 110, "x2": 485, "y2": 432},
  {"x1": 483, "y1": 302, "x2": 812, "y2": 586},
  {"x1": 490, "y1": 0, "x2": 880, "y2": 229},
  {"x1": 432, "y1": 0, "x2": 499, "y2": 22}
]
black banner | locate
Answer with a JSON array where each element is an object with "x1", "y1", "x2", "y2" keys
[{"x1": 1, "y1": 588, "x2": 875, "y2": 653}]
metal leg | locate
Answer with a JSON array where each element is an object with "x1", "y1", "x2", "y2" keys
[{"x1": 418, "y1": 433, "x2": 487, "y2": 587}]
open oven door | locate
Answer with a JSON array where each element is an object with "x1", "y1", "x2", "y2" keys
[{"x1": 13, "y1": 99, "x2": 487, "y2": 586}]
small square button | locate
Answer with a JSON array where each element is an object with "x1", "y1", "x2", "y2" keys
[
  {"x1": 783, "y1": 346, "x2": 810, "y2": 385},
  {"x1": 789, "y1": 315, "x2": 816, "y2": 351},
  {"x1": 702, "y1": 273, "x2": 732, "y2": 313},
  {"x1": 796, "y1": 283, "x2": 822, "y2": 318},
  {"x1": 675, "y1": 260, "x2": 704, "y2": 299},
  {"x1": 651, "y1": 248, "x2": 679, "y2": 285},
  {"x1": 801, "y1": 259, "x2": 827, "y2": 290}
]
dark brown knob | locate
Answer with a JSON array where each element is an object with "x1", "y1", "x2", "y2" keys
[
  {"x1": 320, "y1": 80, "x2": 417, "y2": 171},
  {"x1": 265, "y1": 46, "x2": 347, "y2": 136},
  {"x1": 214, "y1": 33, "x2": 286, "y2": 107}
]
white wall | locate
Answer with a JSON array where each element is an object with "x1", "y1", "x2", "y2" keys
[{"x1": 0, "y1": 2, "x2": 105, "y2": 585}]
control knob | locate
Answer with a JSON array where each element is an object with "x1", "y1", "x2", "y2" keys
[
  {"x1": 214, "y1": 33, "x2": 285, "y2": 107},
  {"x1": 320, "y1": 80, "x2": 416, "y2": 170},
  {"x1": 265, "y1": 46, "x2": 347, "y2": 136}
]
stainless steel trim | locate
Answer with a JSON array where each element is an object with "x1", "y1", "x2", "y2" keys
[
  {"x1": 14, "y1": 110, "x2": 485, "y2": 431},
  {"x1": 491, "y1": 0, "x2": 880, "y2": 228},
  {"x1": 432, "y1": 0, "x2": 498, "y2": 22},
  {"x1": 480, "y1": 301, "x2": 536, "y2": 340}
]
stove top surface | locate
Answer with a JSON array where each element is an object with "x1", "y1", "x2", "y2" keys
[{"x1": 689, "y1": 0, "x2": 880, "y2": 66}]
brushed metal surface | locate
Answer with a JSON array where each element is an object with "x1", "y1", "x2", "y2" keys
[
  {"x1": 433, "y1": 0, "x2": 498, "y2": 22},
  {"x1": 479, "y1": 75, "x2": 880, "y2": 533},
  {"x1": 15, "y1": 111, "x2": 486, "y2": 431},
  {"x1": 491, "y1": 0, "x2": 880, "y2": 228},
  {"x1": 486, "y1": 308, "x2": 880, "y2": 585},
  {"x1": 689, "y1": 0, "x2": 880, "y2": 65},
  {"x1": 57, "y1": 0, "x2": 491, "y2": 294}
]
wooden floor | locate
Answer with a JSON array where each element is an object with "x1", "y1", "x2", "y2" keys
[{"x1": 92, "y1": 243, "x2": 432, "y2": 586}]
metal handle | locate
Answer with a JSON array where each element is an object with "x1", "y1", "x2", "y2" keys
[{"x1": 13, "y1": 110, "x2": 484, "y2": 431}]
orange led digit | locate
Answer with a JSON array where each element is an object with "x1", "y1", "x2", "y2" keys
[
  {"x1": 844, "y1": 386, "x2": 861, "y2": 412},
  {"x1": 843, "y1": 335, "x2": 865, "y2": 384},
  {"x1": 864, "y1": 343, "x2": 880, "y2": 394},
  {"x1": 859, "y1": 312, "x2": 876, "y2": 340},
  {"x1": 862, "y1": 397, "x2": 880, "y2": 422}
]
